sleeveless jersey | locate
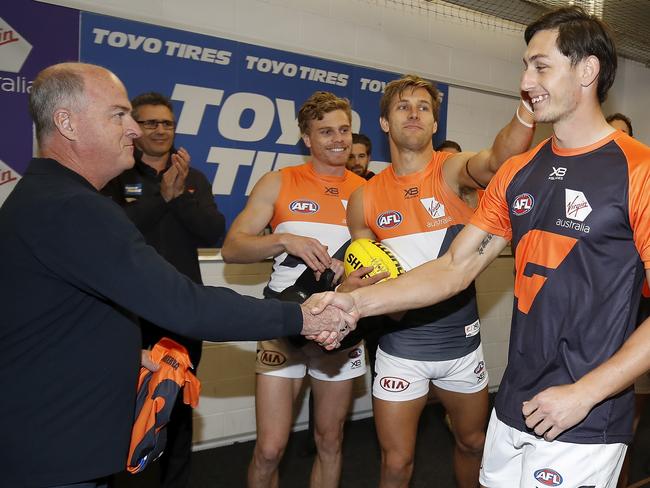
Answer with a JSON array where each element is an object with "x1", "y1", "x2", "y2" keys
[
  {"x1": 471, "y1": 131, "x2": 650, "y2": 444},
  {"x1": 363, "y1": 152, "x2": 480, "y2": 361},
  {"x1": 268, "y1": 163, "x2": 365, "y2": 292}
]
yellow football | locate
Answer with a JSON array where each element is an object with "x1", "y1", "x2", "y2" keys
[{"x1": 344, "y1": 238, "x2": 404, "y2": 280}]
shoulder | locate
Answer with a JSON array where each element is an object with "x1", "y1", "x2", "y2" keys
[
  {"x1": 345, "y1": 170, "x2": 367, "y2": 187},
  {"x1": 498, "y1": 138, "x2": 551, "y2": 176},
  {"x1": 614, "y1": 134, "x2": 650, "y2": 171}
]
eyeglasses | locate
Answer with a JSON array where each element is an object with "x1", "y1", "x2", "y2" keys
[{"x1": 137, "y1": 119, "x2": 176, "y2": 130}]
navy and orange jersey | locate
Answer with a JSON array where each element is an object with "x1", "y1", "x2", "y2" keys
[
  {"x1": 268, "y1": 163, "x2": 365, "y2": 292},
  {"x1": 127, "y1": 338, "x2": 200, "y2": 474},
  {"x1": 471, "y1": 131, "x2": 650, "y2": 444},
  {"x1": 638, "y1": 281, "x2": 650, "y2": 324},
  {"x1": 363, "y1": 152, "x2": 481, "y2": 361}
]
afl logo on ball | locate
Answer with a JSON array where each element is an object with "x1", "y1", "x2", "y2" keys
[
  {"x1": 534, "y1": 468, "x2": 563, "y2": 486},
  {"x1": 377, "y1": 210, "x2": 403, "y2": 229},
  {"x1": 512, "y1": 193, "x2": 534, "y2": 216},
  {"x1": 258, "y1": 349, "x2": 287, "y2": 366},
  {"x1": 290, "y1": 200, "x2": 319, "y2": 214},
  {"x1": 380, "y1": 376, "x2": 410, "y2": 392}
]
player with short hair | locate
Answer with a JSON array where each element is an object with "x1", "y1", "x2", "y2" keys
[
  {"x1": 435, "y1": 139, "x2": 463, "y2": 154},
  {"x1": 607, "y1": 112, "x2": 633, "y2": 137},
  {"x1": 326, "y1": 7, "x2": 650, "y2": 488},
  {"x1": 347, "y1": 133, "x2": 375, "y2": 179},
  {"x1": 346, "y1": 73, "x2": 534, "y2": 488},
  {"x1": 222, "y1": 91, "x2": 379, "y2": 488}
]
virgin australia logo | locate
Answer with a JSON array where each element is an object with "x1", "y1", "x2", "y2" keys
[
  {"x1": 565, "y1": 189, "x2": 591, "y2": 222},
  {"x1": 0, "y1": 18, "x2": 32, "y2": 73}
]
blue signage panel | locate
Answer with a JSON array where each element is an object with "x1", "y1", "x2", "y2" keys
[{"x1": 80, "y1": 13, "x2": 448, "y2": 227}]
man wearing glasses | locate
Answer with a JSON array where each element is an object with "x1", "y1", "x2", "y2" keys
[{"x1": 103, "y1": 92, "x2": 225, "y2": 488}]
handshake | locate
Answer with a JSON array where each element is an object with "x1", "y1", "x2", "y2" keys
[{"x1": 299, "y1": 292, "x2": 360, "y2": 350}]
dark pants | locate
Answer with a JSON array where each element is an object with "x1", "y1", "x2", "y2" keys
[{"x1": 50, "y1": 478, "x2": 109, "y2": 488}]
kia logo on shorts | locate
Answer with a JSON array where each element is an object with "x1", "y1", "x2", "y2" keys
[
  {"x1": 380, "y1": 376, "x2": 410, "y2": 392},
  {"x1": 512, "y1": 193, "x2": 534, "y2": 216},
  {"x1": 376, "y1": 210, "x2": 403, "y2": 229},
  {"x1": 290, "y1": 200, "x2": 319, "y2": 214},
  {"x1": 534, "y1": 468, "x2": 563, "y2": 486},
  {"x1": 348, "y1": 348, "x2": 362, "y2": 359},
  {"x1": 258, "y1": 349, "x2": 287, "y2": 366}
]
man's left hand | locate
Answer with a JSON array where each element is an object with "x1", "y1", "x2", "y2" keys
[
  {"x1": 522, "y1": 383, "x2": 593, "y2": 441},
  {"x1": 141, "y1": 349, "x2": 160, "y2": 372}
]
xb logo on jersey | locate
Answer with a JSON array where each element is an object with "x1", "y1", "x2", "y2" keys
[
  {"x1": 565, "y1": 189, "x2": 591, "y2": 222},
  {"x1": 548, "y1": 166, "x2": 567, "y2": 181},
  {"x1": 512, "y1": 193, "x2": 534, "y2": 216}
]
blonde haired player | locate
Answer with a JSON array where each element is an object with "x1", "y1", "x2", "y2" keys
[
  {"x1": 222, "y1": 91, "x2": 382, "y2": 488},
  {"x1": 346, "y1": 74, "x2": 534, "y2": 488}
]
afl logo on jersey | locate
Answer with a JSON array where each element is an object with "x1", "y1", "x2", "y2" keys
[
  {"x1": 348, "y1": 347, "x2": 363, "y2": 359},
  {"x1": 512, "y1": 193, "x2": 534, "y2": 216},
  {"x1": 380, "y1": 376, "x2": 410, "y2": 392},
  {"x1": 290, "y1": 200, "x2": 319, "y2": 214},
  {"x1": 377, "y1": 210, "x2": 403, "y2": 229},
  {"x1": 533, "y1": 468, "x2": 563, "y2": 486}
]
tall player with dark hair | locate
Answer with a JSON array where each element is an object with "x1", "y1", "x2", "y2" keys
[{"x1": 320, "y1": 6, "x2": 650, "y2": 487}]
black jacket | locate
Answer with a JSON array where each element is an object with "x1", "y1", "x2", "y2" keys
[
  {"x1": 0, "y1": 158, "x2": 302, "y2": 486},
  {"x1": 103, "y1": 152, "x2": 225, "y2": 362}
]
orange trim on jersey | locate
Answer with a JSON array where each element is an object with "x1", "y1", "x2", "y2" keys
[
  {"x1": 362, "y1": 151, "x2": 472, "y2": 239},
  {"x1": 551, "y1": 130, "x2": 619, "y2": 157},
  {"x1": 616, "y1": 134, "x2": 650, "y2": 268},
  {"x1": 470, "y1": 138, "x2": 550, "y2": 240},
  {"x1": 270, "y1": 163, "x2": 365, "y2": 230}
]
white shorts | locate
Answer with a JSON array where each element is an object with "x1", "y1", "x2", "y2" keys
[
  {"x1": 479, "y1": 409, "x2": 627, "y2": 488},
  {"x1": 372, "y1": 345, "x2": 488, "y2": 401},
  {"x1": 634, "y1": 371, "x2": 650, "y2": 394},
  {"x1": 256, "y1": 338, "x2": 367, "y2": 382}
]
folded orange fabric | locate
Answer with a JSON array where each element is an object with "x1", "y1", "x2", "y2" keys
[{"x1": 126, "y1": 337, "x2": 201, "y2": 474}]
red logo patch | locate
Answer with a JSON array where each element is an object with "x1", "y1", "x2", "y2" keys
[
  {"x1": 290, "y1": 200, "x2": 319, "y2": 214},
  {"x1": 534, "y1": 468, "x2": 563, "y2": 486},
  {"x1": 376, "y1": 210, "x2": 403, "y2": 229},
  {"x1": 380, "y1": 376, "x2": 410, "y2": 392},
  {"x1": 348, "y1": 348, "x2": 362, "y2": 359},
  {"x1": 512, "y1": 193, "x2": 534, "y2": 216}
]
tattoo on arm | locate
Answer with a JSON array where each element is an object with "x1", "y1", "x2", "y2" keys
[{"x1": 478, "y1": 234, "x2": 494, "y2": 255}]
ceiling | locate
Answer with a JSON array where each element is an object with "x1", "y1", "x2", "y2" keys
[{"x1": 434, "y1": 0, "x2": 650, "y2": 67}]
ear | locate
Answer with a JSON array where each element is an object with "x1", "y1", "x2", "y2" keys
[
  {"x1": 580, "y1": 55, "x2": 600, "y2": 89},
  {"x1": 379, "y1": 116, "x2": 389, "y2": 134},
  {"x1": 53, "y1": 108, "x2": 78, "y2": 141},
  {"x1": 301, "y1": 132, "x2": 312, "y2": 149},
  {"x1": 432, "y1": 120, "x2": 438, "y2": 136}
]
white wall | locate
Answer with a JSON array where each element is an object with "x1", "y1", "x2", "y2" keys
[{"x1": 38, "y1": 0, "x2": 650, "y2": 448}]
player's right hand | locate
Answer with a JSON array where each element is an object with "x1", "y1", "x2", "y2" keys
[{"x1": 337, "y1": 266, "x2": 389, "y2": 293}]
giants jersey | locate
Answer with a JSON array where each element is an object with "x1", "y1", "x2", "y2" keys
[
  {"x1": 363, "y1": 152, "x2": 480, "y2": 361},
  {"x1": 471, "y1": 131, "x2": 650, "y2": 444},
  {"x1": 268, "y1": 163, "x2": 365, "y2": 292}
]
